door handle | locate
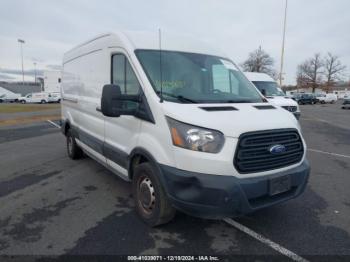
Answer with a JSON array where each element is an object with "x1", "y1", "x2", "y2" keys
[{"x1": 96, "y1": 106, "x2": 101, "y2": 112}]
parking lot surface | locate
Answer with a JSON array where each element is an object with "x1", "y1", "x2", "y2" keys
[{"x1": 0, "y1": 102, "x2": 349, "y2": 260}]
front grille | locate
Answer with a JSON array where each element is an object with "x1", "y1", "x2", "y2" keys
[
  {"x1": 282, "y1": 106, "x2": 297, "y2": 113},
  {"x1": 234, "y1": 129, "x2": 304, "y2": 174}
]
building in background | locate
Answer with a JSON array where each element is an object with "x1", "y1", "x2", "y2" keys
[{"x1": 43, "y1": 71, "x2": 61, "y2": 93}]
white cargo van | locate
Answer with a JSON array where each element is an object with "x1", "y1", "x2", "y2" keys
[
  {"x1": 0, "y1": 93, "x2": 21, "y2": 103},
  {"x1": 61, "y1": 32, "x2": 310, "y2": 226},
  {"x1": 317, "y1": 93, "x2": 337, "y2": 104},
  {"x1": 245, "y1": 73, "x2": 301, "y2": 119},
  {"x1": 19, "y1": 92, "x2": 49, "y2": 104},
  {"x1": 48, "y1": 92, "x2": 61, "y2": 103}
]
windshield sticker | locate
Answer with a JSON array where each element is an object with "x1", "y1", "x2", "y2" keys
[{"x1": 155, "y1": 80, "x2": 185, "y2": 89}]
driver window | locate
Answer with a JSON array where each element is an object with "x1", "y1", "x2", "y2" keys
[{"x1": 112, "y1": 54, "x2": 141, "y2": 95}]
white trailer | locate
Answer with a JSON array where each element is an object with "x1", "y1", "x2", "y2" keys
[{"x1": 43, "y1": 71, "x2": 62, "y2": 93}]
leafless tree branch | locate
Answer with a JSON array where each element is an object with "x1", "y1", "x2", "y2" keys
[
  {"x1": 296, "y1": 53, "x2": 324, "y2": 93},
  {"x1": 241, "y1": 46, "x2": 277, "y2": 78},
  {"x1": 323, "y1": 52, "x2": 346, "y2": 92}
]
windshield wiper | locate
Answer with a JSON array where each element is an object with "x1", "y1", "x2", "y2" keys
[{"x1": 156, "y1": 91, "x2": 198, "y2": 104}]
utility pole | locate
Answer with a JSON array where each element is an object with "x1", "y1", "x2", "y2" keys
[
  {"x1": 33, "y1": 62, "x2": 37, "y2": 83},
  {"x1": 18, "y1": 39, "x2": 25, "y2": 85},
  {"x1": 279, "y1": 0, "x2": 288, "y2": 87}
]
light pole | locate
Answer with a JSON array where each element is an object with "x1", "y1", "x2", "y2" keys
[
  {"x1": 33, "y1": 62, "x2": 37, "y2": 83},
  {"x1": 279, "y1": 0, "x2": 288, "y2": 87},
  {"x1": 18, "y1": 39, "x2": 25, "y2": 85}
]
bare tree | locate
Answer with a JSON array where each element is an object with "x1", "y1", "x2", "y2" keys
[
  {"x1": 296, "y1": 53, "x2": 324, "y2": 93},
  {"x1": 323, "y1": 52, "x2": 346, "y2": 93},
  {"x1": 241, "y1": 46, "x2": 276, "y2": 77}
]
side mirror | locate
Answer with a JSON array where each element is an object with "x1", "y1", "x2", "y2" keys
[
  {"x1": 261, "y1": 89, "x2": 266, "y2": 96},
  {"x1": 101, "y1": 84, "x2": 140, "y2": 117}
]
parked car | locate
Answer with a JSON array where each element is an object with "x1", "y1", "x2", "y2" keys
[
  {"x1": 293, "y1": 93, "x2": 316, "y2": 105},
  {"x1": 244, "y1": 72, "x2": 300, "y2": 119},
  {"x1": 342, "y1": 97, "x2": 350, "y2": 109},
  {"x1": 19, "y1": 92, "x2": 49, "y2": 104},
  {"x1": 0, "y1": 93, "x2": 21, "y2": 103},
  {"x1": 61, "y1": 32, "x2": 310, "y2": 226},
  {"x1": 317, "y1": 93, "x2": 338, "y2": 104}
]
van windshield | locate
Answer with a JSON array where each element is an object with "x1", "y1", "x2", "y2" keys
[
  {"x1": 252, "y1": 81, "x2": 285, "y2": 97},
  {"x1": 135, "y1": 50, "x2": 263, "y2": 104}
]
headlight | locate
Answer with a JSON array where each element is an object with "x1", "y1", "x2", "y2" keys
[{"x1": 166, "y1": 117, "x2": 225, "y2": 153}]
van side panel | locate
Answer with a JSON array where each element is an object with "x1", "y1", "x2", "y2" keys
[{"x1": 62, "y1": 44, "x2": 109, "y2": 165}]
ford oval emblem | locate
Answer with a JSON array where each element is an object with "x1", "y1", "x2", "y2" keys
[{"x1": 269, "y1": 144, "x2": 286, "y2": 154}]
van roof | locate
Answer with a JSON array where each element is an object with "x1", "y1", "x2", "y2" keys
[
  {"x1": 63, "y1": 31, "x2": 227, "y2": 64},
  {"x1": 244, "y1": 72, "x2": 275, "y2": 82}
]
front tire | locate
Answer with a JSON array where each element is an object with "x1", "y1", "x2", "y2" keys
[
  {"x1": 133, "y1": 162, "x2": 175, "y2": 227},
  {"x1": 41, "y1": 100, "x2": 47, "y2": 104},
  {"x1": 66, "y1": 129, "x2": 83, "y2": 160},
  {"x1": 21, "y1": 100, "x2": 26, "y2": 104}
]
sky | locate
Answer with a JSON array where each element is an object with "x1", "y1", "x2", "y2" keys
[{"x1": 0, "y1": 0, "x2": 349, "y2": 85}]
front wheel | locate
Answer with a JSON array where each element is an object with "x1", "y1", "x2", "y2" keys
[
  {"x1": 133, "y1": 162, "x2": 175, "y2": 227},
  {"x1": 21, "y1": 100, "x2": 26, "y2": 104},
  {"x1": 41, "y1": 100, "x2": 47, "y2": 104}
]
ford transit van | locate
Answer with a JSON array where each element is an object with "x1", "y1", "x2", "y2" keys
[
  {"x1": 245, "y1": 72, "x2": 301, "y2": 119},
  {"x1": 19, "y1": 92, "x2": 49, "y2": 104},
  {"x1": 61, "y1": 32, "x2": 310, "y2": 226}
]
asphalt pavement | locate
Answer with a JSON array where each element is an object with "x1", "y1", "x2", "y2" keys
[{"x1": 0, "y1": 102, "x2": 349, "y2": 261}]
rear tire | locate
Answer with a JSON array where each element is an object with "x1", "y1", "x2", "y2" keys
[
  {"x1": 66, "y1": 129, "x2": 83, "y2": 160},
  {"x1": 133, "y1": 162, "x2": 175, "y2": 227},
  {"x1": 41, "y1": 100, "x2": 46, "y2": 104}
]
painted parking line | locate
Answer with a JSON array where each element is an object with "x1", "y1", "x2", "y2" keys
[
  {"x1": 307, "y1": 148, "x2": 350, "y2": 159},
  {"x1": 223, "y1": 218, "x2": 309, "y2": 262},
  {"x1": 302, "y1": 117, "x2": 330, "y2": 124},
  {"x1": 47, "y1": 120, "x2": 61, "y2": 129}
]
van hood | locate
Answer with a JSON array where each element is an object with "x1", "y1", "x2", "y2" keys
[
  {"x1": 161, "y1": 102, "x2": 299, "y2": 138},
  {"x1": 266, "y1": 97, "x2": 298, "y2": 107}
]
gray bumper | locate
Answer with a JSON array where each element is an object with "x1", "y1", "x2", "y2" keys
[{"x1": 159, "y1": 160, "x2": 310, "y2": 219}]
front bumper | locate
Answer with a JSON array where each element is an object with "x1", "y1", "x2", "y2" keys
[{"x1": 159, "y1": 160, "x2": 310, "y2": 218}]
